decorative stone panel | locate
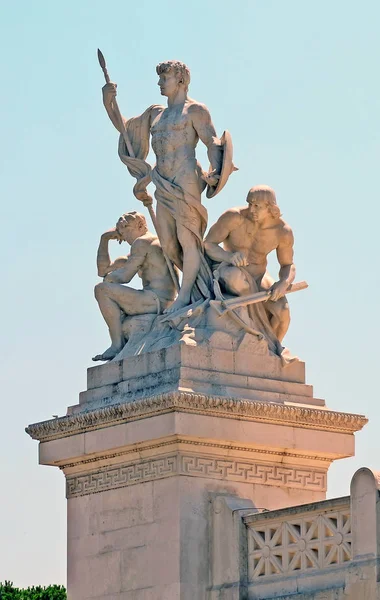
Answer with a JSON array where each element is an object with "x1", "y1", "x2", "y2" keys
[{"x1": 247, "y1": 503, "x2": 351, "y2": 580}]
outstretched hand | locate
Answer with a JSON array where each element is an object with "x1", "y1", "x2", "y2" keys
[
  {"x1": 270, "y1": 280, "x2": 289, "y2": 301},
  {"x1": 202, "y1": 169, "x2": 220, "y2": 187}
]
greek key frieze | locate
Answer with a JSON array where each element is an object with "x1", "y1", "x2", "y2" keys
[
  {"x1": 66, "y1": 455, "x2": 177, "y2": 498},
  {"x1": 179, "y1": 456, "x2": 326, "y2": 491},
  {"x1": 66, "y1": 452, "x2": 326, "y2": 498}
]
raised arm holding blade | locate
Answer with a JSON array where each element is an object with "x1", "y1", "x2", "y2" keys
[{"x1": 98, "y1": 51, "x2": 236, "y2": 314}]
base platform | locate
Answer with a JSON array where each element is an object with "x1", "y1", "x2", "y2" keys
[{"x1": 26, "y1": 341, "x2": 367, "y2": 599}]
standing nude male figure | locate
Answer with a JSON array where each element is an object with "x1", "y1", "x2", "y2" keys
[
  {"x1": 204, "y1": 185, "x2": 295, "y2": 342},
  {"x1": 93, "y1": 211, "x2": 176, "y2": 361},
  {"x1": 102, "y1": 60, "x2": 225, "y2": 312}
]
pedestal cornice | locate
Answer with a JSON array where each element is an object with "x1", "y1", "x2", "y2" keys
[{"x1": 26, "y1": 390, "x2": 367, "y2": 443}]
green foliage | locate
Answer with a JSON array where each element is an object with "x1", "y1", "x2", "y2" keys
[{"x1": 0, "y1": 582, "x2": 66, "y2": 599}]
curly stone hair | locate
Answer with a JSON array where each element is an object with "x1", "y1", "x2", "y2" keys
[
  {"x1": 246, "y1": 185, "x2": 281, "y2": 219},
  {"x1": 117, "y1": 211, "x2": 148, "y2": 232},
  {"x1": 156, "y1": 60, "x2": 191, "y2": 92}
]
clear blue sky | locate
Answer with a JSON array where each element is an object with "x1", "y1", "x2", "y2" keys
[{"x1": 1, "y1": 0, "x2": 379, "y2": 587}]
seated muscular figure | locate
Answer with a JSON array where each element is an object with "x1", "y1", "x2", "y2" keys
[
  {"x1": 93, "y1": 211, "x2": 176, "y2": 361},
  {"x1": 204, "y1": 185, "x2": 295, "y2": 342}
]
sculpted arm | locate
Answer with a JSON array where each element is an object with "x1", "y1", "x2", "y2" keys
[
  {"x1": 191, "y1": 104, "x2": 223, "y2": 177},
  {"x1": 97, "y1": 229, "x2": 128, "y2": 277},
  {"x1": 204, "y1": 212, "x2": 247, "y2": 266},
  {"x1": 271, "y1": 228, "x2": 296, "y2": 301},
  {"x1": 102, "y1": 83, "x2": 156, "y2": 134},
  {"x1": 101, "y1": 82, "x2": 127, "y2": 133},
  {"x1": 104, "y1": 239, "x2": 147, "y2": 284}
]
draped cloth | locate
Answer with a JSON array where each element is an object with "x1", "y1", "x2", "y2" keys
[
  {"x1": 117, "y1": 105, "x2": 155, "y2": 203},
  {"x1": 118, "y1": 105, "x2": 213, "y2": 301},
  {"x1": 242, "y1": 267, "x2": 285, "y2": 358}
]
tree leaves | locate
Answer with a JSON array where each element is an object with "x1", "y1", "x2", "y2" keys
[{"x1": 0, "y1": 582, "x2": 66, "y2": 599}]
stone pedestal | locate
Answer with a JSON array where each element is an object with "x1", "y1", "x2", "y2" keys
[{"x1": 27, "y1": 341, "x2": 367, "y2": 600}]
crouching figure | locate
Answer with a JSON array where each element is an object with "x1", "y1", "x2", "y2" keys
[{"x1": 204, "y1": 185, "x2": 295, "y2": 343}]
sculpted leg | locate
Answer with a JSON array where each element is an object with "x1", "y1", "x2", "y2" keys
[
  {"x1": 259, "y1": 272, "x2": 290, "y2": 342},
  {"x1": 165, "y1": 224, "x2": 200, "y2": 313},
  {"x1": 156, "y1": 203, "x2": 183, "y2": 269},
  {"x1": 264, "y1": 297, "x2": 290, "y2": 342},
  {"x1": 93, "y1": 282, "x2": 158, "y2": 361},
  {"x1": 93, "y1": 282, "x2": 125, "y2": 360}
]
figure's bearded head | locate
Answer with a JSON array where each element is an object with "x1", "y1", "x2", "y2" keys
[
  {"x1": 156, "y1": 60, "x2": 191, "y2": 96},
  {"x1": 116, "y1": 211, "x2": 148, "y2": 243},
  {"x1": 246, "y1": 185, "x2": 281, "y2": 222}
]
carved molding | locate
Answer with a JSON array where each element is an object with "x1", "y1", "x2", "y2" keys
[
  {"x1": 66, "y1": 452, "x2": 327, "y2": 498},
  {"x1": 26, "y1": 391, "x2": 368, "y2": 443},
  {"x1": 60, "y1": 437, "x2": 332, "y2": 470}
]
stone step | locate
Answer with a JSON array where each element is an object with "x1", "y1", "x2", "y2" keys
[{"x1": 87, "y1": 343, "x2": 306, "y2": 391}]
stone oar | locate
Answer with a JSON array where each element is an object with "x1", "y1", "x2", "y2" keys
[
  {"x1": 97, "y1": 49, "x2": 180, "y2": 293},
  {"x1": 210, "y1": 280, "x2": 308, "y2": 317}
]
